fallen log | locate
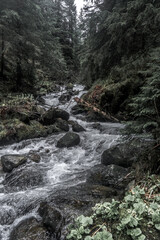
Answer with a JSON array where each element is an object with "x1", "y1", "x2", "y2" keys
[{"x1": 74, "y1": 97, "x2": 119, "y2": 122}]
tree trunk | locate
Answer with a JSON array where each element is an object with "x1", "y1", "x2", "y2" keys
[
  {"x1": 16, "y1": 59, "x2": 22, "y2": 89},
  {"x1": 1, "y1": 29, "x2": 4, "y2": 79}
]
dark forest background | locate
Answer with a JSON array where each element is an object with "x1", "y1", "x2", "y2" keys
[{"x1": 0, "y1": 0, "x2": 160, "y2": 138}]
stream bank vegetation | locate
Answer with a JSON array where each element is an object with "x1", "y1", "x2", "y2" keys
[{"x1": 67, "y1": 175, "x2": 160, "y2": 240}]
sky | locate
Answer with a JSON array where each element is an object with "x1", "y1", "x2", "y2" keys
[{"x1": 75, "y1": 0, "x2": 84, "y2": 12}]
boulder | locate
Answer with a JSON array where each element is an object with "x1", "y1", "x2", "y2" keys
[
  {"x1": 70, "y1": 121, "x2": 85, "y2": 132},
  {"x1": 3, "y1": 166, "x2": 44, "y2": 192},
  {"x1": 57, "y1": 132, "x2": 80, "y2": 148},
  {"x1": 101, "y1": 138, "x2": 152, "y2": 168},
  {"x1": 9, "y1": 217, "x2": 49, "y2": 240},
  {"x1": 0, "y1": 205, "x2": 17, "y2": 225},
  {"x1": 55, "y1": 118, "x2": 69, "y2": 132},
  {"x1": 59, "y1": 93, "x2": 72, "y2": 103},
  {"x1": 1, "y1": 155, "x2": 27, "y2": 172},
  {"x1": 101, "y1": 143, "x2": 136, "y2": 168},
  {"x1": 41, "y1": 107, "x2": 69, "y2": 125},
  {"x1": 29, "y1": 153, "x2": 41, "y2": 163},
  {"x1": 71, "y1": 105, "x2": 87, "y2": 115},
  {"x1": 51, "y1": 183, "x2": 117, "y2": 213},
  {"x1": 38, "y1": 202, "x2": 63, "y2": 236},
  {"x1": 87, "y1": 164, "x2": 129, "y2": 189}
]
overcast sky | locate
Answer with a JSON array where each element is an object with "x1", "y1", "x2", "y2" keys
[{"x1": 75, "y1": 0, "x2": 84, "y2": 12}]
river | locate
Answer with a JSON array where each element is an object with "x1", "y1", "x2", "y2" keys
[{"x1": 0, "y1": 85, "x2": 123, "y2": 239}]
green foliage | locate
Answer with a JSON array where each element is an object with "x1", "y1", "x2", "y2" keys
[
  {"x1": 67, "y1": 176, "x2": 160, "y2": 240},
  {"x1": 0, "y1": 0, "x2": 79, "y2": 91},
  {"x1": 79, "y1": 0, "x2": 160, "y2": 86},
  {"x1": 127, "y1": 47, "x2": 160, "y2": 140}
]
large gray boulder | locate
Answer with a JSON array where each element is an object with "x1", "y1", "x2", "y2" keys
[
  {"x1": 9, "y1": 217, "x2": 49, "y2": 240},
  {"x1": 101, "y1": 138, "x2": 154, "y2": 168},
  {"x1": 38, "y1": 202, "x2": 63, "y2": 236},
  {"x1": 101, "y1": 142, "x2": 137, "y2": 168},
  {"x1": 41, "y1": 107, "x2": 69, "y2": 125},
  {"x1": 1, "y1": 155, "x2": 27, "y2": 172},
  {"x1": 87, "y1": 164, "x2": 129, "y2": 189},
  {"x1": 56, "y1": 132, "x2": 80, "y2": 148}
]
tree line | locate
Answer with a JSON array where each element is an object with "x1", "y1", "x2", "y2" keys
[{"x1": 0, "y1": 0, "x2": 78, "y2": 91}]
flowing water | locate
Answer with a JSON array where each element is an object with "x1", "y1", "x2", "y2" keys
[{"x1": 0, "y1": 85, "x2": 124, "y2": 239}]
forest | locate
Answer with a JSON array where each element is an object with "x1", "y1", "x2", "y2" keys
[{"x1": 0, "y1": 0, "x2": 160, "y2": 240}]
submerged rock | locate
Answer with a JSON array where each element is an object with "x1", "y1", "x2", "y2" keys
[
  {"x1": 38, "y1": 202, "x2": 63, "y2": 236},
  {"x1": 3, "y1": 166, "x2": 44, "y2": 192},
  {"x1": 29, "y1": 153, "x2": 41, "y2": 163},
  {"x1": 0, "y1": 205, "x2": 17, "y2": 225},
  {"x1": 9, "y1": 217, "x2": 50, "y2": 240},
  {"x1": 1, "y1": 155, "x2": 27, "y2": 172},
  {"x1": 87, "y1": 164, "x2": 129, "y2": 189},
  {"x1": 57, "y1": 132, "x2": 80, "y2": 148}
]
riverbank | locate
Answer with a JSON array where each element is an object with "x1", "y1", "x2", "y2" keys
[{"x1": 0, "y1": 85, "x2": 159, "y2": 240}]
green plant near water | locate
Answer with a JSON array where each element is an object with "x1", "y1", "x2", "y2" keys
[{"x1": 67, "y1": 176, "x2": 160, "y2": 240}]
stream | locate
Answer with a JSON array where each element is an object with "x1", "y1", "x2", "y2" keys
[{"x1": 0, "y1": 85, "x2": 124, "y2": 239}]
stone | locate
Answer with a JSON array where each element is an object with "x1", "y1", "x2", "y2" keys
[
  {"x1": 55, "y1": 118, "x2": 69, "y2": 132},
  {"x1": 41, "y1": 107, "x2": 69, "y2": 125},
  {"x1": 38, "y1": 202, "x2": 63, "y2": 235},
  {"x1": 87, "y1": 164, "x2": 129, "y2": 189},
  {"x1": 71, "y1": 121, "x2": 85, "y2": 132},
  {"x1": 3, "y1": 166, "x2": 44, "y2": 192},
  {"x1": 57, "y1": 132, "x2": 80, "y2": 148},
  {"x1": 101, "y1": 144, "x2": 136, "y2": 168},
  {"x1": 29, "y1": 153, "x2": 41, "y2": 163},
  {"x1": 71, "y1": 105, "x2": 87, "y2": 115},
  {"x1": 0, "y1": 205, "x2": 17, "y2": 225},
  {"x1": 59, "y1": 93, "x2": 72, "y2": 103},
  {"x1": 101, "y1": 138, "x2": 153, "y2": 168},
  {"x1": 1, "y1": 155, "x2": 27, "y2": 172},
  {"x1": 9, "y1": 217, "x2": 49, "y2": 240}
]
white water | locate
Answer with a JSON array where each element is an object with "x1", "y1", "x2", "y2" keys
[{"x1": 0, "y1": 85, "x2": 123, "y2": 239}]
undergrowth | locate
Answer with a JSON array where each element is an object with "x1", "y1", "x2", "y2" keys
[{"x1": 67, "y1": 175, "x2": 160, "y2": 240}]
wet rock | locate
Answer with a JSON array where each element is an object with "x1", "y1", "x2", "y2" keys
[
  {"x1": 57, "y1": 132, "x2": 80, "y2": 148},
  {"x1": 86, "y1": 112, "x2": 107, "y2": 122},
  {"x1": 71, "y1": 105, "x2": 87, "y2": 115},
  {"x1": 38, "y1": 202, "x2": 63, "y2": 236},
  {"x1": 55, "y1": 118, "x2": 69, "y2": 132},
  {"x1": 70, "y1": 121, "x2": 85, "y2": 132},
  {"x1": 101, "y1": 138, "x2": 152, "y2": 168},
  {"x1": 66, "y1": 83, "x2": 73, "y2": 90},
  {"x1": 41, "y1": 107, "x2": 69, "y2": 125},
  {"x1": 1, "y1": 155, "x2": 27, "y2": 172},
  {"x1": 59, "y1": 93, "x2": 72, "y2": 103},
  {"x1": 3, "y1": 166, "x2": 44, "y2": 192},
  {"x1": 9, "y1": 217, "x2": 50, "y2": 240},
  {"x1": 0, "y1": 205, "x2": 17, "y2": 225},
  {"x1": 87, "y1": 164, "x2": 129, "y2": 189},
  {"x1": 91, "y1": 123, "x2": 103, "y2": 131},
  {"x1": 101, "y1": 145, "x2": 133, "y2": 168},
  {"x1": 37, "y1": 96, "x2": 46, "y2": 105},
  {"x1": 51, "y1": 183, "x2": 117, "y2": 214},
  {"x1": 29, "y1": 153, "x2": 41, "y2": 163}
]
